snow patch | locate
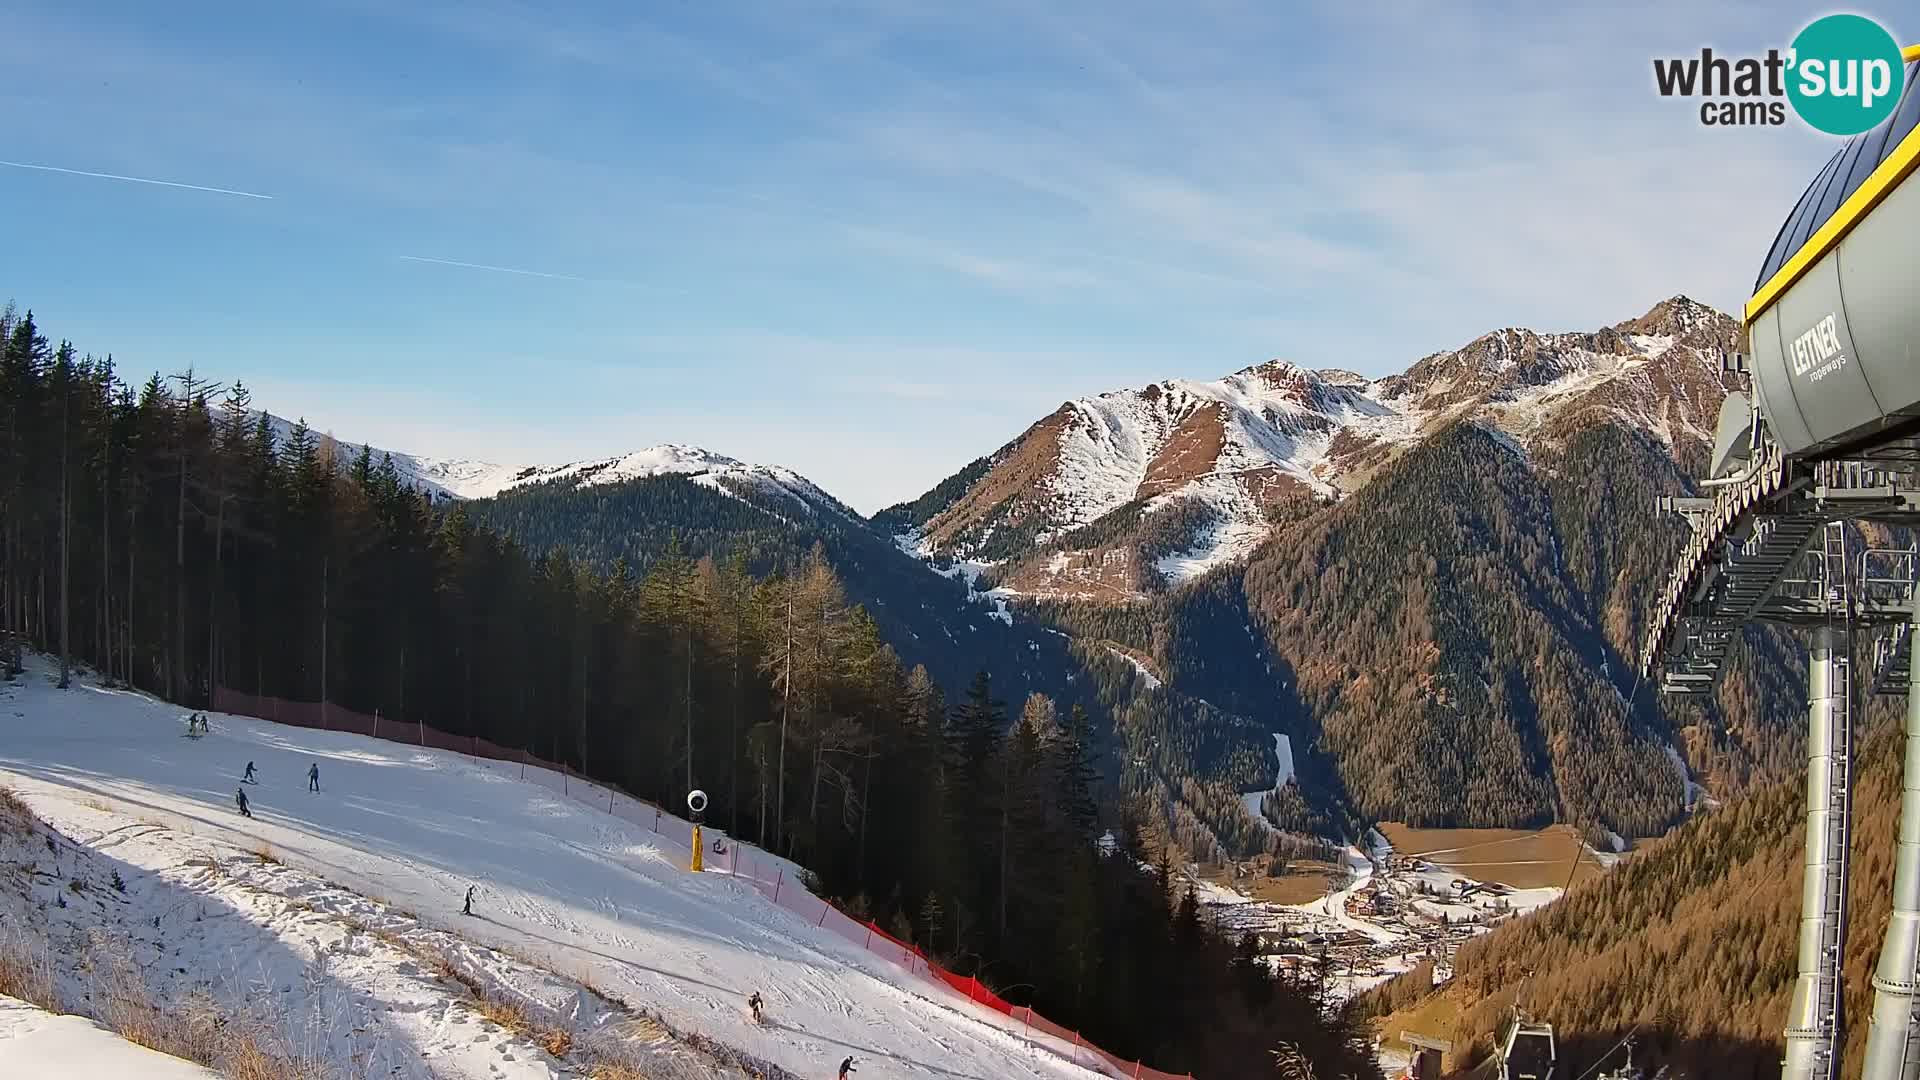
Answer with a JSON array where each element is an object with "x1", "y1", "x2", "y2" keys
[
  {"x1": 1154, "y1": 518, "x2": 1269, "y2": 584},
  {"x1": 1240, "y1": 734, "x2": 1294, "y2": 832},
  {"x1": 1107, "y1": 648, "x2": 1162, "y2": 691},
  {"x1": 1665, "y1": 744, "x2": 1710, "y2": 810}
]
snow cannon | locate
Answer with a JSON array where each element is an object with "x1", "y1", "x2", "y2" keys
[{"x1": 688, "y1": 789, "x2": 708, "y2": 872}]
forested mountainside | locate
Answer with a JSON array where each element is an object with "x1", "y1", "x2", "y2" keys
[
  {"x1": 872, "y1": 297, "x2": 1817, "y2": 844},
  {"x1": 1362, "y1": 703, "x2": 1906, "y2": 1079},
  {"x1": 0, "y1": 303, "x2": 1380, "y2": 1077},
  {"x1": 887, "y1": 296, "x2": 1732, "y2": 599},
  {"x1": 3, "y1": 291, "x2": 1818, "y2": 866},
  {"x1": 466, "y1": 296, "x2": 1813, "y2": 849},
  {"x1": 463, "y1": 455, "x2": 1322, "y2": 863}
]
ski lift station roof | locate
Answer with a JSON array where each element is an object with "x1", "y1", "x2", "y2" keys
[
  {"x1": 1752, "y1": 53, "x2": 1920, "y2": 314},
  {"x1": 1745, "y1": 48, "x2": 1920, "y2": 460}
]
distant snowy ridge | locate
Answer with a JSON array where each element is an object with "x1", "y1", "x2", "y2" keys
[{"x1": 251, "y1": 412, "x2": 846, "y2": 516}]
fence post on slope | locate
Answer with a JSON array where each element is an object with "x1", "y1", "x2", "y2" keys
[
  {"x1": 1134, "y1": 1061, "x2": 1142, "y2": 1078},
  {"x1": 817, "y1": 900, "x2": 829, "y2": 927},
  {"x1": 653, "y1": 808, "x2": 660, "y2": 833},
  {"x1": 520, "y1": 760, "x2": 525, "y2": 780},
  {"x1": 373, "y1": 708, "x2": 380, "y2": 740},
  {"x1": 773, "y1": 869, "x2": 783, "y2": 903},
  {"x1": 418, "y1": 717, "x2": 424, "y2": 746},
  {"x1": 608, "y1": 788, "x2": 615, "y2": 813},
  {"x1": 864, "y1": 924, "x2": 872, "y2": 949}
]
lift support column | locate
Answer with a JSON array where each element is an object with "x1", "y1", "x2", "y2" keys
[
  {"x1": 1864, "y1": 601, "x2": 1920, "y2": 1079},
  {"x1": 1786, "y1": 626, "x2": 1852, "y2": 1080}
]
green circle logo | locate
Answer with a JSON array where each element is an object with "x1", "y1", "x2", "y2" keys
[{"x1": 1787, "y1": 15, "x2": 1906, "y2": 135}]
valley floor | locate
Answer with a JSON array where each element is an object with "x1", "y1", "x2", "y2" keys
[
  {"x1": 0, "y1": 657, "x2": 1112, "y2": 1079},
  {"x1": 1187, "y1": 824, "x2": 1625, "y2": 1073}
]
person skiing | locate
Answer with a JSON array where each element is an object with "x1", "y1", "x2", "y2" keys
[
  {"x1": 235, "y1": 787, "x2": 252, "y2": 818},
  {"x1": 308, "y1": 762, "x2": 320, "y2": 792},
  {"x1": 243, "y1": 761, "x2": 257, "y2": 783},
  {"x1": 838, "y1": 1055, "x2": 856, "y2": 1079},
  {"x1": 747, "y1": 991, "x2": 763, "y2": 1024},
  {"x1": 463, "y1": 886, "x2": 475, "y2": 916}
]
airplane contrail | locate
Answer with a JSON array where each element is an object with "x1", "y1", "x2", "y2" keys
[
  {"x1": 0, "y1": 159, "x2": 273, "y2": 199},
  {"x1": 396, "y1": 254, "x2": 601, "y2": 284}
]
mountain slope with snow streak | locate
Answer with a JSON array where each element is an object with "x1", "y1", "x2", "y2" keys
[
  {"x1": 892, "y1": 296, "x2": 1735, "y2": 597},
  {"x1": 0, "y1": 659, "x2": 1116, "y2": 1080}
]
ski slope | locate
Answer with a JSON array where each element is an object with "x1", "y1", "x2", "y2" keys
[{"x1": 0, "y1": 660, "x2": 1114, "y2": 1080}]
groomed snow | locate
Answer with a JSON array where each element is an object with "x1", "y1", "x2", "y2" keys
[
  {"x1": 0, "y1": 996, "x2": 218, "y2": 1078},
  {"x1": 0, "y1": 659, "x2": 1116, "y2": 1080}
]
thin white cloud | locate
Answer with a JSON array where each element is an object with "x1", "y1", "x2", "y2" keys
[
  {"x1": 397, "y1": 254, "x2": 595, "y2": 282},
  {"x1": 395, "y1": 255, "x2": 675, "y2": 292},
  {"x1": 0, "y1": 159, "x2": 272, "y2": 199}
]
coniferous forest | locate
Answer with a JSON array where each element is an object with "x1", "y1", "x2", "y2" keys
[{"x1": 0, "y1": 304, "x2": 1380, "y2": 1077}]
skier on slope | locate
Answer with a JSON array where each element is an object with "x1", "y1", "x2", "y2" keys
[
  {"x1": 747, "y1": 991, "x2": 763, "y2": 1024},
  {"x1": 463, "y1": 886, "x2": 475, "y2": 916},
  {"x1": 838, "y1": 1055, "x2": 856, "y2": 1079},
  {"x1": 235, "y1": 787, "x2": 252, "y2": 819},
  {"x1": 308, "y1": 762, "x2": 320, "y2": 792},
  {"x1": 243, "y1": 761, "x2": 257, "y2": 783}
]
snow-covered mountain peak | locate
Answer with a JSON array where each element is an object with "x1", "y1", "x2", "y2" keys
[
  {"x1": 900, "y1": 297, "x2": 1741, "y2": 598},
  {"x1": 250, "y1": 413, "x2": 842, "y2": 516},
  {"x1": 1614, "y1": 294, "x2": 1720, "y2": 339}
]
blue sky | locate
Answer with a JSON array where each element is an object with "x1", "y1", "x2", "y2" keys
[{"x1": 0, "y1": 1, "x2": 1893, "y2": 511}]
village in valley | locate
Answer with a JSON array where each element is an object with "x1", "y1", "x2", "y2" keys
[{"x1": 1182, "y1": 824, "x2": 1623, "y2": 1011}]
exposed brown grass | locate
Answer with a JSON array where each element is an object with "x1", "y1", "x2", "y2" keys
[
  {"x1": 0, "y1": 928, "x2": 60, "y2": 1010},
  {"x1": 471, "y1": 991, "x2": 530, "y2": 1030},
  {"x1": 585, "y1": 1062, "x2": 653, "y2": 1080},
  {"x1": 462, "y1": 978, "x2": 575, "y2": 1060},
  {"x1": 1377, "y1": 822, "x2": 1605, "y2": 890},
  {"x1": 80, "y1": 936, "x2": 331, "y2": 1079},
  {"x1": 425, "y1": 948, "x2": 577, "y2": 1062},
  {"x1": 252, "y1": 840, "x2": 279, "y2": 865},
  {"x1": 427, "y1": 951, "x2": 483, "y2": 998},
  {"x1": 1202, "y1": 860, "x2": 1339, "y2": 905},
  {"x1": 0, "y1": 786, "x2": 33, "y2": 834},
  {"x1": 536, "y1": 1025, "x2": 574, "y2": 1058}
]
